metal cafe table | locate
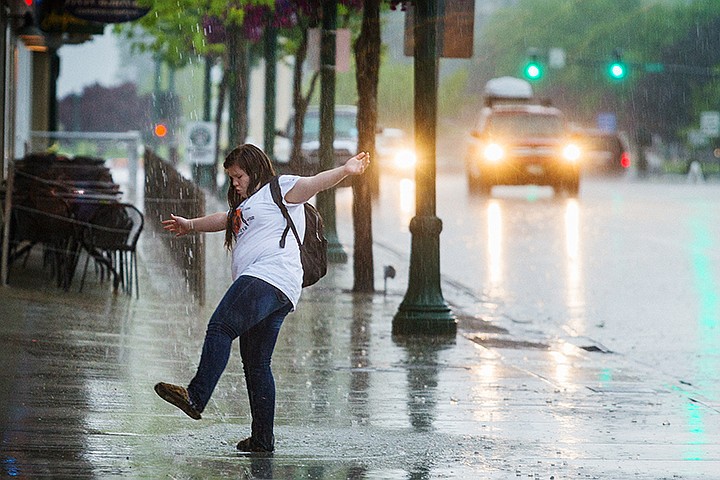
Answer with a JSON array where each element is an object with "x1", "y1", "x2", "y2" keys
[{"x1": 3, "y1": 154, "x2": 143, "y2": 295}]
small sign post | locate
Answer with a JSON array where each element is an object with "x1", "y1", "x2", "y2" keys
[
  {"x1": 700, "y1": 111, "x2": 720, "y2": 138},
  {"x1": 186, "y1": 122, "x2": 217, "y2": 189},
  {"x1": 186, "y1": 122, "x2": 217, "y2": 166}
]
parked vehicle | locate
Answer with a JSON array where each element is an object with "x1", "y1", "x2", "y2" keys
[
  {"x1": 376, "y1": 127, "x2": 416, "y2": 176},
  {"x1": 465, "y1": 77, "x2": 582, "y2": 196},
  {"x1": 274, "y1": 105, "x2": 358, "y2": 168}
]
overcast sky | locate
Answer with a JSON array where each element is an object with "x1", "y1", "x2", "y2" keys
[{"x1": 57, "y1": 26, "x2": 122, "y2": 98}]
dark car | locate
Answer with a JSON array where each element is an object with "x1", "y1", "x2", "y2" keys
[{"x1": 579, "y1": 129, "x2": 631, "y2": 175}]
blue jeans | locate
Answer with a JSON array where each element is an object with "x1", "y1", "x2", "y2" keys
[{"x1": 187, "y1": 276, "x2": 292, "y2": 450}]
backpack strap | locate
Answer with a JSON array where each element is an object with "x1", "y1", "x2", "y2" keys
[{"x1": 269, "y1": 176, "x2": 302, "y2": 249}]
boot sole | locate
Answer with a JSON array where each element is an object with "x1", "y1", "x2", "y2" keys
[{"x1": 154, "y1": 383, "x2": 202, "y2": 420}]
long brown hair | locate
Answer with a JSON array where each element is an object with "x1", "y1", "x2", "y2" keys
[{"x1": 223, "y1": 144, "x2": 276, "y2": 250}]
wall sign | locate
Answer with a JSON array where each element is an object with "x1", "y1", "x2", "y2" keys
[{"x1": 186, "y1": 122, "x2": 217, "y2": 166}]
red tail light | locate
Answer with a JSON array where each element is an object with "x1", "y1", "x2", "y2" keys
[{"x1": 620, "y1": 152, "x2": 631, "y2": 168}]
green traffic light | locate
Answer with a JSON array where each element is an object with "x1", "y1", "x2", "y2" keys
[
  {"x1": 608, "y1": 61, "x2": 627, "y2": 79},
  {"x1": 524, "y1": 62, "x2": 543, "y2": 80}
]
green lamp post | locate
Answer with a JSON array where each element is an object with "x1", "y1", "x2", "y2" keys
[{"x1": 392, "y1": 0, "x2": 456, "y2": 335}]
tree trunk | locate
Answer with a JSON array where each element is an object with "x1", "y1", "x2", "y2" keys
[
  {"x1": 290, "y1": 29, "x2": 320, "y2": 174},
  {"x1": 215, "y1": 56, "x2": 228, "y2": 180},
  {"x1": 290, "y1": 30, "x2": 309, "y2": 173},
  {"x1": 227, "y1": 24, "x2": 249, "y2": 148},
  {"x1": 352, "y1": 0, "x2": 381, "y2": 292}
]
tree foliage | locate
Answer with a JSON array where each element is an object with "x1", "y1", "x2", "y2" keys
[
  {"x1": 58, "y1": 82, "x2": 152, "y2": 133},
  {"x1": 476, "y1": 0, "x2": 720, "y2": 141},
  {"x1": 632, "y1": 2, "x2": 720, "y2": 140},
  {"x1": 115, "y1": 0, "x2": 372, "y2": 154},
  {"x1": 114, "y1": 1, "x2": 401, "y2": 289},
  {"x1": 116, "y1": 0, "x2": 228, "y2": 68}
]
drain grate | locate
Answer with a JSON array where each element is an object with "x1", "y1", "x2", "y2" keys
[
  {"x1": 470, "y1": 335, "x2": 548, "y2": 350},
  {"x1": 456, "y1": 315, "x2": 509, "y2": 334},
  {"x1": 579, "y1": 344, "x2": 612, "y2": 353}
]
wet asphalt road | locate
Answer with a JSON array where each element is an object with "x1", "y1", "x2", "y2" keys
[
  {"x1": 352, "y1": 172, "x2": 720, "y2": 403},
  {"x1": 1, "y1": 169, "x2": 720, "y2": 478}
]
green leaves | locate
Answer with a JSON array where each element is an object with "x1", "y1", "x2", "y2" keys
[{"x1": 477, "y1": 0, "x2": 720, "y2": 139}]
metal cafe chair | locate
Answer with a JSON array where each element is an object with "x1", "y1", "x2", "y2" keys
[
  {"x1": 117, "y1": 204, "x2": 144, "y2": 297},
  {"x1": 9, "y1": 196, "x2": 81, "y2": 290},
  {"x1": 79, "y1": 203, "x2": 144, "y2": 297}
]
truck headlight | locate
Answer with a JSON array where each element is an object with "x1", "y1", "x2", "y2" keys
[
  {"x1": 393, "y1": 148, "x2": 416, "y2": 170},
  {"x1": 483, "y1": 143, "x2": 504, "y2": 163},
  {"x1": 562, "y1": 143, "x2": 581, "y2": 163}
]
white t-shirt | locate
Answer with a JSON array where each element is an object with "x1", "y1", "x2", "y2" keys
[{"x1": 231, "y1": 175, "x2": 305, "y2": 309}]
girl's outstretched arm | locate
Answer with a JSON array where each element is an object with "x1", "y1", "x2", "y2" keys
[
  {"x1": 162, "y1": 211, "x2": 227, "y2": 236},
  {"x1": 284, "y1": 152, "x2": 370, "y2": 204}
]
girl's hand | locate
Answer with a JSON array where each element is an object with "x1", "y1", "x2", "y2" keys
[
  {"x1": 344, "y1": 152, "x2": 370, "y2": 176},
  {"x1": 162, "y1": 214, "x2": 193, "y2": 237}
]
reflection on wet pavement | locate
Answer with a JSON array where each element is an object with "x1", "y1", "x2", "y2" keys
[
  {"x1": 2, "y1": 233, "x2": 498, "y2": 478},
  {"x1": 2, "y1": 177, "x2": 720, "y2": 478}
]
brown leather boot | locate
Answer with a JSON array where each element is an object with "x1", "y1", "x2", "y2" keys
[{"x1": 154, "y1": 382, "x2": 202, "y2": 420}]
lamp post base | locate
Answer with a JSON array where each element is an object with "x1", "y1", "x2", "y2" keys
[
  {"x1": 392, "y1": 303, "x2": 457, "y2": 335},
  {"x1": 392, "y1": 215, "x2": 456, "y2": 335}
]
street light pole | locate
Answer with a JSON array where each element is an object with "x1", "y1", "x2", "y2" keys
[
  {"x1": 392, "y1": 0, "x2": 456, "y2": 335},
  {"x1": 317, "y1": 0, "x2": 347, "y2": 263}
]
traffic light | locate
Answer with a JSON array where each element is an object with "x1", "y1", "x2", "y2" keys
[
  {"x1": 608, "y1": 61, "x2": 626, "y2": 79},
  {"x1": 608, "y1": 49, "x2": 627, "y2": 80},
  {"x1": 153, "y1": 123, "x2": 168, "y2": 138},
  {"x1": 524, "y1": 53, "x2": 543, "y2": 81}
]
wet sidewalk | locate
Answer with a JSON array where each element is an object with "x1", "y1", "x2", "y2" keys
[{"x1": 1, "y1": 215, "x2": 720, "y2": 479}]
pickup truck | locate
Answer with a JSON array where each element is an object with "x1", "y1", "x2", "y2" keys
[{"x1": 464, "y1": 77, "x2": 582, "y2": 196}]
